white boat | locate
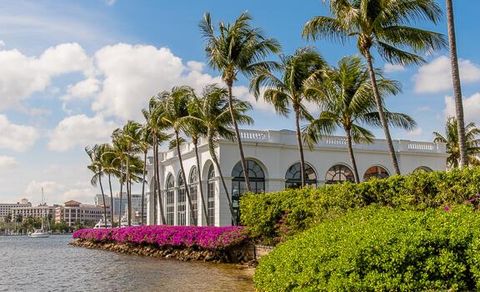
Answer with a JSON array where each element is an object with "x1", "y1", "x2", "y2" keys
[
  {"x1": 94, "y1": 218, "x2": 112, "y2": 229},
  {"x1": 29, "y1": 229, "x2": 50, "y2": 238}
]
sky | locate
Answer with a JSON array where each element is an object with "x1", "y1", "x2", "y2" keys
[{"x1": 1, "y1": 0, "x2": 479, "y2": 205}]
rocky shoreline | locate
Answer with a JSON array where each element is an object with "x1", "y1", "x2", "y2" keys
[{"x1": 70, "y1": 239, "x2": 256, "y2": 264}]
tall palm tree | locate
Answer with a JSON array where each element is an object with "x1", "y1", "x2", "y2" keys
[
  {"x1": 251, "y1": 48, "x2": 326, "y2": 187},
  {"x1": 138, "y1": 126, "x2": 150, "y2": 225},
  {"x1": 119, "y1": 121, "x2": 143, "y2": 226},
  {"x1": 303, "y1": 0, "x2": 446, "y2": 175},
  {"x1": 187, "y1": 85, "x2": 253, "y2": 225},
  {"x1": 304, "y1": 56, "x2": 416, "y2": 182},
  {"x1": 85, "y1": 144, "x2": 108, "y2": 227},
  {"x1": 100, "y1": 143, "x2": 116, "y2": 225},
  {"x1": 200, "y1": 12, "x2": 281, "y2": 191},
  {"x1": 160, "y1": 86, "x2": 196, "y2": 224},
  {"x1": 433, "y1": 117, "x2": 480, "y2": 168},
  {"x1": 142, "y1": 97, "x2": 170, "y2": 225},
  {"x1": 445, "y1": 0, "x2": 467, "y2": 167},
  {"x1": 183, "y1": 99, "x2": 209, "y2": 224}
]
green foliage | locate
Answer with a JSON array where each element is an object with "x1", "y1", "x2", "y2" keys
[
  {"x1": 241, "y1": 167, "x2": 480, "y2": 244},
  {"x1": 254, "y1": 206, "x2": 480, "y2": 291}
]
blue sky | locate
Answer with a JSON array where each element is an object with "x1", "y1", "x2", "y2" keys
[{"x1": 1, "y1": 0, "x2": 479, "y2": 204}]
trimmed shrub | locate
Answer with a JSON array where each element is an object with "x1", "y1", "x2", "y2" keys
[
  {"x1": 241, "y1": 167, "x2": 480, "y2": 244},
  {"x1": 254, "y1": 205, "x2": 480, "y2": 291}
]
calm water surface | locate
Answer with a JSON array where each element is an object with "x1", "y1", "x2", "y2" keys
[{"x1": 0, "y1": 235, "x2": 254, "y2": 292}]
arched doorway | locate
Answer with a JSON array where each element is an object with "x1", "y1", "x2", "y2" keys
[
  {"x1": 325, "y1": 164, "x2": 355, "y2": 184},
  {"x1": 188, "y1": 166, "x2": 199, "y2": 226},
  {"x1": 177, "y1": 173, "x2": 186, "y2": 226},
  {"x1": 363, "y1": 166, "x2": 390, "y2": 181},
  {"x1": 285, "y1": 162, "x2": 317, "y2": 188},
  {"x1": 165, "y1": 173, "x2": 175, "y2": 225},
  {"x1": 231, "y1": 159, "x2": 266, "y2": 224},
  {"x1": 207, "y1": 164, "x2": 215, "y2": 226}
]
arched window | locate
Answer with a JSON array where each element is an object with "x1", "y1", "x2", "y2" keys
[
  {"x1": 325, "y1": 165, "x2": 354, "y2": 184},
  {"x1": 165, "y1": 174, "x2": 175, "y2": 225},
  {"x1": 363, "y1": 166, "x2": 389, "y2": 181},
  {"x1": 413, "y1": 166, "x2": 433, "y2": 173},
  {"x1": 177, "y1": 173, "x2": 186, "y2": 226},
  {"x1": 232, "y1": 159, "x2": 265, "y2": 224},
  {"x1": 188, "y1": 166, "x2": 198, "y2": 226},
  {"x1": 285, "y1": 162, "x2": 317, "y2": 189},
  {"x1": 207, "y1": 164, "x2": 215, "y2": 226}
]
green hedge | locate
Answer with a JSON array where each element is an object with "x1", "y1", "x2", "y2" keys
[
  {"x1": 240, "y1": 167, "x2": 480, "y2": 244},
  {"x1": 254, "y1": 206, "x2": 480, "y2": 291}
]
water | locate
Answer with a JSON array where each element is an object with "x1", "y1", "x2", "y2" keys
[{"x1": 0, "y1": 235, "x2": 254, "y2": 292}]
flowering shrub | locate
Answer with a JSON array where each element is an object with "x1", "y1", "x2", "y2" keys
[{"x1": 73, "y1": 225, "x2": 248, "y2": 250}]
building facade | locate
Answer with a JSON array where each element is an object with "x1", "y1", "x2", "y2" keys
[
  {"x1": 11, "y1": 204, "x2": 56, "y2": 221},
  {"x1": 146, "y1": 129, "x2": 447, "y2": 226},
  {"x1": 0, "y1": 199, "x2": 31, "y2": 221},
  {"x1": 55, "y1": 200, "x2": 108, "y2": 226}
]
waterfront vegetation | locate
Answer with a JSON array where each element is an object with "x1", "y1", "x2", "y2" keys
[{"x1": 75, "y1": 0, "x2": 480, "y2": 290}]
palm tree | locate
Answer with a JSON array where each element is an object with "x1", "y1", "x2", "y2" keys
[
  {"x1": 251, "y1": 48, "x2": 325, "y2": 187},
  {"x1": 433, "y1": 117, "x2": 480, "y2": 168},
  {"x1": 187, "y1": 85, "x2": 253, "y2": 225},
  {"x1": 303, "y1": 0, "x2": 446, "y2": 175},
  {"x1": 183, "y1": 99, "x2": 209, "y2": 224},
  {"x1": 445, "y1": 0, "x2": 467, "y2": 167},
  {"x1": 304, "y1": 56, "x2": 416, "y2": 182},
  {"x1": 85, "y1": 144, "x2": 108, "y2": 227},
  {"x1": 160, "y1": 86, "x2": 196, "y2": 224},
  {"x1": 119, "y1": 121, "x2": 143, "y2": 226},
  {"x1": 138, "y1": 126, "x2": 150, "y2": 225},
  {"x1": 200, "y1": 12, "x2": 281, "y2": 191},
  {"x1": 142, "y1": 97, "x2": 170, "y2": 225},
  {"x1": 100, "y1": 143, "x2": 116, "y2": 225}
]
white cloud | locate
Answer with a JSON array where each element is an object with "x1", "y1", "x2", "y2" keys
[
  {"x1": 407, "y1": 127, "x2": 423, "y2": 137},
  {"x1": 105, "y1": 0, "x2": 117, "y2": 5},
  {"x1": 384, "y1": 63, "x2": 405, "y2": 73},
  {"x1": 414, "y1": 56, "x2": 480, "y2": 93},
  {"x1": 0, "y1": 156, "x2": 17, "y2": 170},
  {"x1": 0, "y1": 43, "x2": 92, "y2": 110},
  {"x1": 0, "y1": 115, "x2": 38, "y2": 151},
  {"x1": 62, "y1": 77, "x2": 100, "y2": 101},
  {"x1": 48, "y1": 114, "x2": 118, "y2": 151},
  {"x1": 445, "y1": 92, "x2": 480, "y2": 123}
]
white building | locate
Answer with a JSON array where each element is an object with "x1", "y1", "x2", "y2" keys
[
  {"x1": 0, "y1": 199, "x2": 31, "y2": 221},
  {"x1": 55, "y1": 200, "x2": 108, "y2": 227},
  {"x1": 147, "y1": 129, "x2": 447, "y2": 226}
]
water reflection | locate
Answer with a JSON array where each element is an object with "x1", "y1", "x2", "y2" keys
[{"x1": 0, "y1": 235, "x2": 254, "y2": 292}]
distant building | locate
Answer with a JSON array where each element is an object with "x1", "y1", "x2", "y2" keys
[
  {"x1": 54, "y1": 200, "x2": 108, "y2": 227},
  {"x1": 95, "y1": 193, "x2": 146, "y2": 223},
  {"x1": 0, "y1": 199, "x2": 32, "y2": 221},
  {"x1": 11, "y1": 203, "x2": 56, "y2": 221}
]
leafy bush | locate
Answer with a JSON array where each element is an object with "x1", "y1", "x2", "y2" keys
[
  {"x1": 254, "y1": 206, "x2": 480, "y2": 291},
  {"x1": 73, "y1": 226, "x2": 248, "y2": 250},
  {"x1": 241, "y1": 167, "x2": 480, "y2": 244}
]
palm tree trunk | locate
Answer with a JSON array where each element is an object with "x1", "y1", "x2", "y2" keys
[
  {"x1": 175, "y1": 131, "x2": 196, "y2": 225},
  {"x1": 154, "y1": 138, "x2": 166, "y2": 224},
  {"x1": 346, "y1": 128, "x2": 360, "y2": 183},
  {"x1": 108, "y1": 174, "x2": 114, "y2": 226},
  {"x1": 294, "y1": 106, "x2": 306, "y2": 187},
  {"x1": 194, "y1": 140, "x2": 209, "y2": 225},
  {"x1": 141, "y1": 150, "x2": 147, "y2": 225},
  {"x1": 118, "y1": 174, "x2": 123, "y2": 226},
  {"x1": 99, "y1": 175, "x2": 107, "y2": 228},
  {"x1": 126, "y1": 156, "x2": 132, "y2": 226},
  {"x1": 365, "y1": 50, "x2": 401, "y2": 175},
  {"x1": 446, "y1": 0, "x2": 467, "y2": 168},
  {"x1": 208, "y1": 133, "x2": 235, "y2": 222},
  {"x1": 227, "y1": 84, "x2": 251, "y2": 192}
]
